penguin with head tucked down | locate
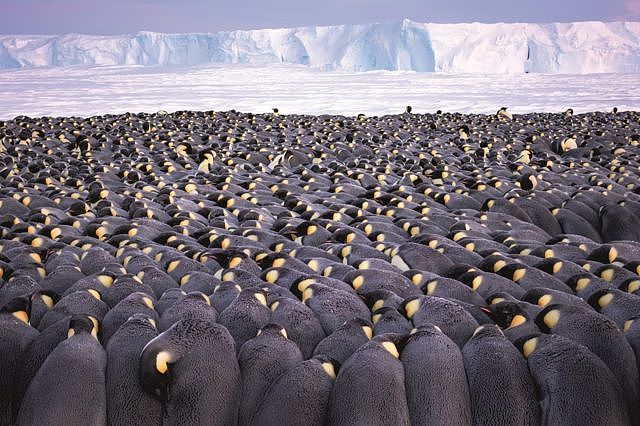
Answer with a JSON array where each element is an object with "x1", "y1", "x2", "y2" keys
[
  {"x1": 536, "y1": 303, "x2": 640, "y2": 423},
  {"x1": 139, "y1": 318, "x2": 241, "y2": 425},
  {"x1": 0, "y1": 296, "x2": 39, "y2": 425},
  {"x1": 269, "y1": 297, "x2": 326, "y2": 359},
  {"x1": 251, "y1": 355, "x2": 339, "y2": 426},
  {"x1": 238, "y1": 324, "x2": 303, "y2": 425},
  {"x1": 13, "y1": 315, "x2": 98, "y2": 417},
  {"x1": 401, "y1": 324, "x2": 471, "y2": 426},
  {"x1": 313, "y1": 318, "x2": 373, "y2": 364},
  {"x1": 462, "y1": 325, "x2": 539, "y2": 426},
  {"x1": 17, "y1": 315, "x2": 107, "y2": 426},
  {"x1": 517, "y1": 333, "x2": 630, "y2": 426},
  {"x1": 402, "y1": 296, "x2": 479, "y2": 348},
  {"x1": 326, "y1": 334, "x2": 411, "y2": 426},
  {"x1": 217, "y1": 289, "x2": 271, "y2": 352},
  {"x1": 106, "y1": 314, "x2": 162, "y2": 426}
]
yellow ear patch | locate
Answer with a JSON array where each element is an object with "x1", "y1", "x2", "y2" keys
[
  {"x1": 512, "y1": 268, "x2": 526, "y2": 282},
  {"x1": 156, "y1": 351, "x2": 172, "y2": 374},
  {"x1": 624, "y1": 320, "x2": 634, "y2": 333},
  {"x1": 254, "y1": 293, "x2": 267, "y2": 306},
  {"x1": 87, "y1": 289, "x2": 101, "y2": 300},
  {"x1": 166, "y1": 260, "x2": 180, "y2": 274},
  {"x1": 510, "y1": 314, "x2": 527, "y2": 328},
  {"x1": 381, "y1": 341, "x2": 399, "y2": 358},
  {"x1": 13, "y1": 310, "x2": 29, "y2": 324},
  {"x1": 600, "y1": 268, "x2": 614, "y2": 282},
  {"x1": 98, "y1": 275, "x2": 113, "y2": 287},
  {"x1": 627, "y1": 280, "x2": 640, "y2": 294},
  {"x1": 411, "y1": 273, "x2": 423, "y2": 286},
  {"x1": 229, "y1": 257, "x2": 242, "y2": 269},
  {"x1": 598, "y1": 293, "x2": 614, "y2": 308},
  {"x1": 362, "y1": 326, "x2": 373, "y2": 339},
  {"x1": 272, "y1": 258, "x2": 286, "y2": 268},
  {"x1": 493, "y1": 260, "x2": 506, "y2": 272},
  {"x1": 523, "y1": 337, "x2": 537, "y2": 358},
  {"x1": 575, "y1": 277, "x2": 590, "y2": 291},
  {"x1": 143, "y1": 297, "x2": 155, "y2": 310},
  {"x1": 265, "y1": 270, "x2": 279, "y2": 283},
  {"x1": 270, "y1": 301, "x2": 280, "y2": 312},
  {"x1": 405, "y1": 299, "x2": 420, "y2": 318},
  {"x1": 553, "y1": 262, "x2": 563, "y2": 274},
  {"x1": 543, "y1": 309, "x2": 560, "y2": 329},
  {"x1": 41, "y1": 294, "x2": 54, "y2": 309},
  {"x1": 352, "y1": 275, "x2": 364, "y2": 290},
  {"x1": 538, "y1": 295, "x2": 552, "y2": 307},
  {"x1": 322, "y1": 362, "x2": 336, "y2": 379},
  {"x1": 472, "y1": 275, "x2": 483, "y2": 290},
  {"x1": 302, "y1": 288, "x2": 313, "y2": 301}
]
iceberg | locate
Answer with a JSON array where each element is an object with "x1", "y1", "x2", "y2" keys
[{"x1": 1, "y1": 20, "x2": 639, "y2": 73}]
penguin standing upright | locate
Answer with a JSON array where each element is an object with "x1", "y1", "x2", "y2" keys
[
  {"x1": 401, "y1": 324, "x2": 472, "y2": 426},
  {"x1": 250, "y1": 355, "x2": 338, "y2": 426},
  {"x1": 462, "y1": 325, "x2": 539, "y2": 426},
  {"x1": 106, "y1": 314, "x2": 162, "y2": 426},
  {"x1": 536, "y1": 304, "x2": 640, "y2": 423},
  {"x1": 139, "y1": 318, "x2": 241, "y2": 425},
  {"x1": 327, "y1": 334, "x2": 410, "y2": 426},
  {"x1": 269, "y1": 297, "x2": 326, "y2": 359},
  {"x1": 0, "y1": 297, "x2": 39, "y2": 425},
  {"x1": 518, "y1": 333, "x2": 630, "y2": 426},
  {"x1": 238, "y1": 324, "x2": 303, "y2": 425},
  {"x1": 17, "y1": 318, "x2": 107, "y2": 426}
]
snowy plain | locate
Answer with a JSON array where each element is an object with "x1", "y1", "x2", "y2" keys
[{"x1": 0, "y1": 63, "x2": 638, "y2": 119}]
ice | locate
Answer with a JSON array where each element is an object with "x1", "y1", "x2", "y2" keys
[
  {"x1": 0, "y1": 64, "x2": 637, "y2": 119},
  {"x1": 1, "y1": 20, "x2": 639, "y2": 74}
]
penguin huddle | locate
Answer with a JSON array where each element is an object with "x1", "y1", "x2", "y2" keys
[{"x1": 1, "y1": 108, "x2": 640, "y2": 425}]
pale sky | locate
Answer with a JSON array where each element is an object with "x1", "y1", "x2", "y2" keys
[{"x1": 1, "y1": 0, "x2": 638, "y2": 35}]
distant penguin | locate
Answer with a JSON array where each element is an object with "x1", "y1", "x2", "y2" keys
[
  {"x1": 238, "y1": 324, "x2": 303, "y2": 425},
  {"x1": 401, "y1": 324, "x2": 472, "y2": 426},
  {"x1": 17, "y1": 318, "x2": 107, "y2": 426},
  {"x1": 139, "y1": 319, "x2": 241, "y2": 425},
  {"x1": 518, "y1": 333, "x2": 630, "y2": 426},
  {"x1": 250, "y1": 355, "x2": 338, "y2": 426},
  {"x1": 106, "y1": 314, "x2": 162, "y2": 426},
  {"x1": 497, "y1": 107, "x2": 513, "y2": 121},
  {"x1": 462, "y1": 325, "x2": 539, "y2": 426},
  {"x1": 327, "y1": 334, "x2": 411, "y2": 426}
]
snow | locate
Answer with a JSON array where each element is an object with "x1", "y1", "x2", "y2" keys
[
  {"x1": 1, "y1": 20, "x2": 640, "y2": 74},
  {"x1": 0, "y1": 63, "x2": 637, "y2": 119}
]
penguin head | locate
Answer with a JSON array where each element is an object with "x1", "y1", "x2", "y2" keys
[
  {"x1": 586, "y1": 289, "x2": 617, "y2": 312},
  {"x1": 399, "y1": 296, "x2": 423, "y2": 320},
  {"x1": 587, "y1": 245, "x2": 622, "y2": 264},
  {"x1": 534, "y1": 304, "x2": 563, "y2": 333},
  {"x1": 312, "y1": 355, "x2": 340, "y2": 380},
  {"x1": 514, "y1": 333, "x2": 544, "y2": 359},
  {"x1": 619, "y1": 277, "x2": 640, "y2": 294},
  {"x1": 486, "y1": 301, "x2": 536, "y2": 330},
  {"x1": 371, "y1": 333, "x2": 408, "y2": 358},
  {"x1": 0, "y1": 296, "x2": 31, "y2": 324},
  {"x1": 67, "y1": 315, "x2": 99, "y2": 340}
]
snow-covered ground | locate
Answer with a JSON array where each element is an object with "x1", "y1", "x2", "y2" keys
[{"x1": 0, "y1": 64, "x2": 637, "y2": 119}]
